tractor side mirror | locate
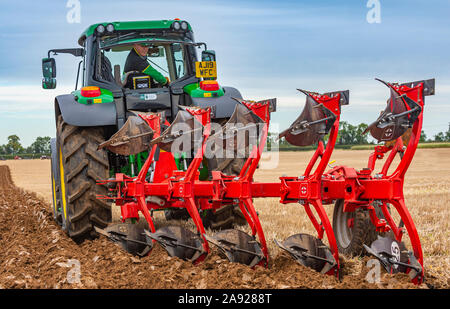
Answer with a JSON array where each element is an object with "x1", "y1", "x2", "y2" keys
[
  {"x1": 201, "y1": 50, "x2": 216, "y2": 62},
  {"x1": 42, "y1": 58, "x2": 57, "y2": 89}
]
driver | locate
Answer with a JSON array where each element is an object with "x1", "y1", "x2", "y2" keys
[{"x1": 124, "y1": 43, "x2": 168, "y2": 86}]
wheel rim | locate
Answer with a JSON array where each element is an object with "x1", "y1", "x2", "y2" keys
[
  {"x1": 335, "y1": 201, "x2": 355, "y2": 249},
  {"x1": 51, "y1": 171, "x2": 58, "y2": 220}
]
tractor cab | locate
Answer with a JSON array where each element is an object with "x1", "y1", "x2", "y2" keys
[{"x1": 42, "y1": 20, "x2": 241, "y2": 127}]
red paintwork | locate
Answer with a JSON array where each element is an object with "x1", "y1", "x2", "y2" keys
[{"x1": 98, "y1": 81, "x2": 427, "y2": 284}]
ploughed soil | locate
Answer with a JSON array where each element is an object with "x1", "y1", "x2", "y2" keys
[{"x1": 0, "y1": 165, "x2": 431, "y2": 289}]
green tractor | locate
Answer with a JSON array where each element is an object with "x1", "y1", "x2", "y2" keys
[{"x1": 44, "y1": 20, "x2": 246, "y2": 242}]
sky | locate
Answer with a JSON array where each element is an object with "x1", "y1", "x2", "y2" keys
[{"x1": 0, "y1": 0, "x2": 449, "y2": 146}]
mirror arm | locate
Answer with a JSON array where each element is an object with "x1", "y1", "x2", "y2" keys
[
  {"x1": 47, "y1": 48, "x2": 84, "y2": 58},
  {"x1": 75, "y1": 60, "x2": 83, "y2": 90},
  {"x1": 195, "y1": 42, "x2": 207, "y2": 50}
]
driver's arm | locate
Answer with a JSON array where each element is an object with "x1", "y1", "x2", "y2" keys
[{"x1": 143, "y1": 64, "x2": 168, "y2": 86}]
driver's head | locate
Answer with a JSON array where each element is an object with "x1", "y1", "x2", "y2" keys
[{"x1": 133, "y1": 43, "x2": 149, "y2": 57}]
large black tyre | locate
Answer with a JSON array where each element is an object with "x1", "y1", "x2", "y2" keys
[
  {"x1": 164, "y1": 204, "x2": 247, "y2": 230},
  {"x1": 332, "y1": 199, "x2": 378, "y2": 256},
  {"x1": 57, "y1": 115, "x2": 112, "y2": 242},
  {"x1": 216, "y1": 158, "x2": 247, "y2": 176},
  {"x1": 202, "y1": 204, "x2": 247, "y2": 230}
]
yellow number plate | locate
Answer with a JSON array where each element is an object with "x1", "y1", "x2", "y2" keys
[{"x1": 195, "y1": 61, "x2": 217, "y2": 78}]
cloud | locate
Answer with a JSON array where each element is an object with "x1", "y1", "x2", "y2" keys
[{"x1": 0, "y1": 85, "x2": 73, "y2": 113}]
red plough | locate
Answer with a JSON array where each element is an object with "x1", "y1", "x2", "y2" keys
[
  {"x1": 97, "y1": 78, "x2": 434, "y2": 284},
  {"x1": 97, "y1": 100, "x2": 274, "y2": 266}
]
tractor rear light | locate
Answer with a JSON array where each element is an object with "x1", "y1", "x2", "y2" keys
[
  {"x1": 200, "y1": 80, "x2": 219, "y2": 91},
  {"x1": 81, "y1": 86, "x2": 101, "y2": 97}
]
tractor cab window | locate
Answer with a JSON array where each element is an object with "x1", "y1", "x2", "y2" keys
[
  {"x1": 172, "y1": 43, "x2": 186, "y2": 79},
  {"x1": 98, "y1": 42, "x2": 188, "y2": 89}
]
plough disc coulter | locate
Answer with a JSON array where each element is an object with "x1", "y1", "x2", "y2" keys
[{"x1": 96, "y1": 78, "x2": 434, "y2": 284}]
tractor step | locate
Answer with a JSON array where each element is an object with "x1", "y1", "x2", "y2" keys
[{"x1": 205, "y1": 229, "x2": 265, "y2": 267}]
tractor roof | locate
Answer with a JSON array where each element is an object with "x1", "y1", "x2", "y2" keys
[{"x1": 78, "y1": 20, "x2": 192, "y2": 46}]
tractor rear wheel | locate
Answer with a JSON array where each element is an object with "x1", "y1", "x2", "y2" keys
[
  {"x1": 332, "y1": 199, "x2": 378, "y2": 256},
  {"x1": 200, "y1": 158, "x2": 248, "y2": 230},
  {"x1": 56, "y1": 115, "x2": 112, "y2": 242},
  {"x1": 202, "y1": 205, "x2": 247, "y2": 230}
]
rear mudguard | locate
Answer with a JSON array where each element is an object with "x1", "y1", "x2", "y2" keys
[
  {"x1": 55, "y1": 94, "x2": 117, "y2": 127},
  {"x1": 191, "y1": 86, "x2": 242, "y2": 119}
]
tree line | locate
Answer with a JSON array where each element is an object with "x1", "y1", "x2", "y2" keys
[
  {"x1": 0, "y1": 135, "x2": 51, "y2": 155},
  {"x1": 2, "y1": 122, "x2": 449, "y2": 155},
  {"x1": 275, "y1": 121, "x2": 450, "y2": 147}
]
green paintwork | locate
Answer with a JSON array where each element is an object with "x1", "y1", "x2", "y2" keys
[
  {"x1": 112, "y1": 151, "x2": 149, "y2": 178},
  {"x1": 79, "y1": 20, "x2": 193, "y2": 46},
  {"x1": 143, "y1": 63, "x2": 168, "y2": 85},
  {"x1": 199, "y1": 158, "x2": 209, "y2": 181},
  {"x1": 173, "y1": 152, "x2": 187, "y2": 170},
  {"x1": 72, "y1": 88, "x2": 114, "y2": 105},
  {"x1": 183, "y1": 83, "x2": 225, "y2": 98},
  {"x1": 174, "y1": 153, "x2": 208, "y2": 180}
]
